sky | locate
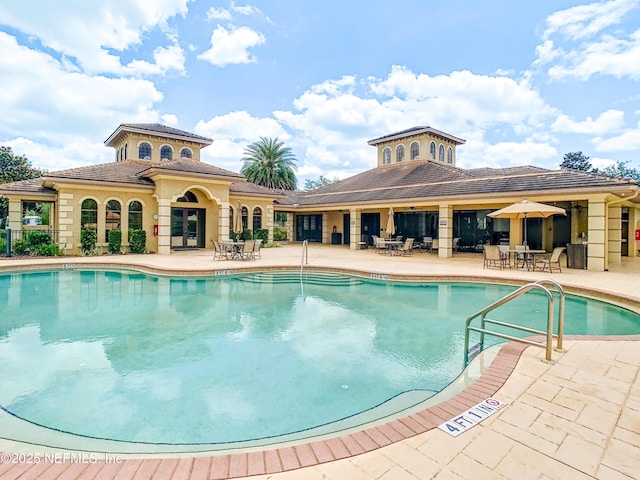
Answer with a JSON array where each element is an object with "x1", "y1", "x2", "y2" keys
[{"x1": 1, "y1": 0, "x2": 640, "y2": 186}]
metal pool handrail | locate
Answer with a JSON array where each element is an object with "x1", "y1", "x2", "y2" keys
[
  {"x1": 463, "y1": 281, "x2": 561, "y2": 366},
  {"x1": 533, "y1": 278, "x2": 566, "y2": 351}
]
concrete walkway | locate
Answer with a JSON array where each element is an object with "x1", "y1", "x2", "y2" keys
[{"x1": 0, "y1": 245, "x2": 638, "y2": 479}]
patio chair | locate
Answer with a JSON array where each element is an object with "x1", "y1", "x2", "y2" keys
[
  {"x1": 373, "y1": 236, "x2": 387, "y2": 254},
  {"x1": 483, "y1": 245, "x2": 505, "y2": 269},
  {"x1": 535, "y1": 246, "x2": 565, "y2": 273},
  {"x1": 498, "y1": 244, "x2": 511, "y2": 268},
  {"x1": 242, "y1": 239, "x2": 256, "y2": 261},
  {"x1": 212, "y1": 240, "x2": 228, "y2": 261},
  {"x1": 254, "y1": 239, "x2": 263, "y2": 259},
  {"x1": 421, "y1": 236, "x2": 433, "y2": 253},
  {"x1": 396, "y1": 238, "x2": 414, "y2": 256},
  {"x1": 452, "y1": 237, "x2": 460, "y2": 252},
  {"x1": 514, "y1": 245, "x2": 527, "y2": 269}
]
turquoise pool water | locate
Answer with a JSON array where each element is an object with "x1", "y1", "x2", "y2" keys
[{"x1": 0, "y1": 269, "x2": 638, "y2": 446}]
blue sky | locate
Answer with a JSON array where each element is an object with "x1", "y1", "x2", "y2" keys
[{"x1": 1, "y1": 0, "x2": 639, "y2": 185}]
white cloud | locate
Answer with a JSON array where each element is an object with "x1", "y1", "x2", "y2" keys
[
  {"x1": 0, "y1": 0, "x2": 190, "y2": 75},
  {"x1": 206, "y1": 7, "x2": 232, "y2": 20},
  {"x1": 197, "y1": 25, "x2": 265, "y2": 66},
  {"x1": 551, "y1": 110, "x2": 625, "y2": 134},
  {"x1": 592, "y1": 121, "x2": 640, "y2": 151},
  {"x1": 542, "y1": 0, "x2": 637, "y2": 40}
]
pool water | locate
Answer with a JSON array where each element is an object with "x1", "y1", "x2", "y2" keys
[{"x1": 0, "y1": 269, "x2": 638, "y2": 446}]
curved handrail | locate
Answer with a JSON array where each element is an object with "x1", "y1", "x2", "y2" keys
[
  {"x1": 463, "y1": 282, "x2": 556, "y2": 366},
  {"x1": 533, "y1": 279, "x2": 565, "y2": 351}
]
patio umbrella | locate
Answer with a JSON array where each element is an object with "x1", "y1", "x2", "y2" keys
[
  {"x1": 487, "y1": 199, "x2": 566, "y2": 246},
  {"x1": 233, "y1": 202, "x2": 243, "y2": 234},
  {"x1": 386, "y1": 206, "x2": 396, "y2": 237}
]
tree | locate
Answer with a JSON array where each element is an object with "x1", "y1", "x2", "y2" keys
[
  {"x1": 304, "y1": 175, "x2": 340, "y2": 191},
  {"x1": 560, "y1": 151, "x2": 592, "y2": 171},
  {"x1": 600, "y1": 160, "x2": 640, "y2": 183},
  {"x1": 241, "y1": 137, "x2": 298, "y2": 190},
  {"x1": 1, "y1": 146, "x2": 46, "y2": 225}
]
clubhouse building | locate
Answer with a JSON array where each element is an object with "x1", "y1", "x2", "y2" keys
[{"x1": 1, "y1": 123, "x2": 638, "y2": 272}]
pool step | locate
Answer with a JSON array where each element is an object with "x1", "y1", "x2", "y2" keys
[{"x1": 237, "y1": 272, "x2": 364, "y2": 287}]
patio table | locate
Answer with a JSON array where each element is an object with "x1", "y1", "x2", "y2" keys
[{"x1": 222, "y1": 241, "x2": 245, "y2": 260}]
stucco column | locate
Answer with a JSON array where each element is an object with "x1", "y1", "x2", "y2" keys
[
  {"x1": 438, "y1": 205, "x2": 454, "y2": 258},
  {"x1": 322, "y1": 213, "x2": 328, "y2": 244},
  {"x1": 265, "y1": 203, "x2": 274, "y2": 242},
  {"x1": 157, "y1": 199, "x2": 171, "y2": 255},
  {"x1": 608, "y1": 205, "x2": 622, "y2": 264},
  {"x1": 349, "y1": 208, "x2": 360, "y2": 250},
  {"x1": 57, "y1": 193, "x2": 74, "y2": 251},
  {"x1": 219, "y1": 201, "x2": 230, "y2": 241},
  {"x1": 7, "y1": 198, "x2": 21, "y2": 230},
  {"x1": 287, "y1": 213, "x2": 295, "y2": 241},
  {"x1": 587, "y1": 198, "x2": 606, "y2": 271}
]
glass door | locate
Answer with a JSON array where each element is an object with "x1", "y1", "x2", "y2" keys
[{"x1": 171, "y1": 208, "x2": 205, "y2": 248}]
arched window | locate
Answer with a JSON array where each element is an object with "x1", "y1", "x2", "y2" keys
[
  {"x1": 439, "y1": 144, "x2": 445, "y2": 161},
  {"x1": 177, "y1": 191, "x2": 198, "y2": 203},
  {"x1": 124, "y1": 143, "x2": 128, "y2": 161},
  {"x1": 430, "y1": 141, "x2": 436, "y2": 160},
  {"x1": 241, "y1": 206, "x2": 248, "y2": 231},
  {"x1": 128, "y1": 201, "x2": 143, "y2": 230},
  {"x1": 81, "y1": 199, "x2": 98, "y2": 230},
  {"x1": 382, "y1": 147, "x2": 391, "y2": 165},
  {"x1": 160, "y1": 145, "x2": 173, "y2": 162},
  {"x1": 138, "y1": 142, "x2": 152, "y2": 160},
  {"x1": 396, "y1": 145, "x2": 405, "y2": 163},
  {"x1": 447, "y1": 147, "x2": 453, "y2": 164},
  {"x1": 180, "y1": 148, "x2": 193, "y2": 159},
  {"x1": 252, "y1": 207, "x2": 262, "y2": 231},
  {"x1": 410, "y1": 142, "x2": 419, "y2": 160},
  {"x1": 105, "y1": 200, "x2": 121, "y2": 242}
]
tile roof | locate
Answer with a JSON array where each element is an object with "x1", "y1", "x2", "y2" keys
[
  {"x1": 0, "y1": 177, "x2": 55, "y2": 195},
  {"x1": 139, "y1": 158, "x2": 245, "y2": 180},
  {"x1": 104, "y1": 123, "x2": 213, "y2": 146},
  {"x1": 295, "y1": 161, "x2": 639, "y2": 206},
  {"x1": 367, "y1": 126, "x2": 466, "y2": 145},
  {"x1": 43, "y1": 161, "x2": 157, "y2": 186}
]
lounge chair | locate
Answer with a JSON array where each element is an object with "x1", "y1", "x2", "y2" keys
[
  {"x1": 535, "y1": 247, "x2": 565, "y2": 273},
  {"x1": 254, "y1": 239, "x2": 263, "y2": 259},
  {"x1": 396, "y1": 238, "x2": 414, "y2": 256},
  {"x1": 483, "y1": 245, "x2": 505, "y2": 269},
  {"x1": 242, "y1": 239, "x2": 256, "y2": 260},
  {"x1": 212, "y1": 240, "x2": 228, "y2": 261}
]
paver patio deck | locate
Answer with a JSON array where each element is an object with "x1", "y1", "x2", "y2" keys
[{"x1": 0, "y1": 245, "x2": 638, "y2": 479}]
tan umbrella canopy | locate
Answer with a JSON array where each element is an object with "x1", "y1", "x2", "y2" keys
[
  {"x1": 488, "y1": 199, "x2": 566, "y2": 245},
  {"x1": 386, "y1": 206, "x2": 396, "y2": 237},
  {"x1": 233, "y1": 202, "x2": 243, "y2": 235}
]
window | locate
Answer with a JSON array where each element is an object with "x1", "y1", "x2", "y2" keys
[
  {"x1": 447, "y1": 147, "x2": 453, "y2": 164},
  {"x1": 439, "y1": 144, "x2": 444, "y2": 161},
  {"x1": 177, "y1": 191, "x2": 198, "y2": 203},
  {"x1": 430, "y1": 141, "x2": 436, "y2": 159},
  {"x1": 160, "y1": 145, "x2": 173, "y2": 162},
  {"x1": 128, "y1": 201, "x2": 143, "y2": 230},
  {"x1": 382, "y1": 147, "x2": 391, "y2": 164},
  {"x1": 81, "y1": 199, "x2": 98, "y2": 229},
  {"x1": 410, "y1": 142, "x2": 419, "y2": 160},
  {"x1": 242, "y1": 207, "x2": 248, "y2": 230},
  {"x1": 180, "y1": 148, "x2": 192, "y2": 159},
  {"x1": 253, "y1": 207, "x2": 262, "y2": 231},
  {"x1": 138, "y1": 142, "x2": 152, "y2": 160},
  {"x1": 396, "y1": 145, "x2": 405, "y2": 163},
  {"x1": 105, "y1": 200, "x2": 121, "y2": 242}
]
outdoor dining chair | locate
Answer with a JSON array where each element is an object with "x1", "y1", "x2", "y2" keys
[
  {"x1": 535, "y1": 246, "x2": 565, "y2": 273},
  {"x1": 242, "y1": 239, "x2": 256, "y2": 261},
  {"x1": 212, "y1": 240, "x2": 228, "y2": 261}
]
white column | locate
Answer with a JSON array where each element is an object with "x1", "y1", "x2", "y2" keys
[
  {"x1": 438, "y1": 205, "x2": 454, "y2": 258},
  {"x1": 587, "y1": 198, "x2": 606, "y2": 271},
  {"x1": 157, "y1": 199, "x2": 171, "y2": 255}
]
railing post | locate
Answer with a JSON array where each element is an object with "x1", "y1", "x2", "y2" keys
[
  {"x1": 6, "y1": 228, "x2": 11, "y2": 257},
  {"x1": 545, "y1": 297, "x2": 555, "y2": 363}
]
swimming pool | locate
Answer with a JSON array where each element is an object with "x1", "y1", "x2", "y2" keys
[{"x1": 0, "y1": 269, "x2": 638, "y2": 452}]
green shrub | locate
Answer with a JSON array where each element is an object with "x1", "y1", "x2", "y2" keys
[
  {"x1": 0, "y1": 230, "x2": 6, "y2": 254},
  {"x1": 273, "y1": 227, "x2": 287, "y2": 241},
  {"x1": 239, "y1": 228, "x2": 253, "y2": 241},
  {"x1": 34, "y1": 243, "x2": 64, "y2": 256},
  {"x1": 108, "y1": 230, "x2": 122, "y2": 254},
  {"x1": 81, "y1": 229, "x2": 97, "y2": 254},
  {"x1": 24, "y1": 230, "x2": 51, "y2": 246},
  {"x1": 128, "y1": 229, "x2": 146, "y2": 253},
  {"x1": 254, "y1": 228, "x2": 269, "y2": 242},
  {"x1": 12, "y1": 239, "x2": 29, "y2": 255}
]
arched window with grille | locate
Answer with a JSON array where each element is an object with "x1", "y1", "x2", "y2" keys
[
  {"x1": 105, "y1": 200, "x2": 121, "y2": 242},
  {"x1": 180, "y1": 148, "x2": 192, "y2": 159},
  {"x1": 160, "y1": 145, "x2": 173, "y2": 162},
  {"x1": 410, "y1": 142, "x2": 419, "y2": 160},
  {"x1": 430, "y1": 141, "x2": 436, "y2": 159},
  {"x1": 81, "y1": 199, "x2": 98, "y2": 230},
  {"x1": 128, "y1": 201, "x2": 143, "y2": 231},
  {"x1": 138, "y1": 142, "x2": 152, "y2": 160},
  {"x1": 447, "y1": 147, "x2": 453, "y2": 164},
  {"x1": 382, "y1": 147, "x2": 391, "y2": 165},
  {"x1": 252, "y1": 207, "x2": 262, "y2": 231},
  {"x1": 439, "y1": 144, "x2": 445, "y2": 161},
  {"x1": 396, "y1": 145, "x2": 405, "y2": 163}
]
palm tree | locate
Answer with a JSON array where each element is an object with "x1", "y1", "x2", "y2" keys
[{"x1": 241, "y1": 137, "x2": 298, "y2": 190}]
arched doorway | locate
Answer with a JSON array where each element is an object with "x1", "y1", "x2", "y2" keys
[{"x1": 171, "y1": 190, "x2": 206, "y2": 249}]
